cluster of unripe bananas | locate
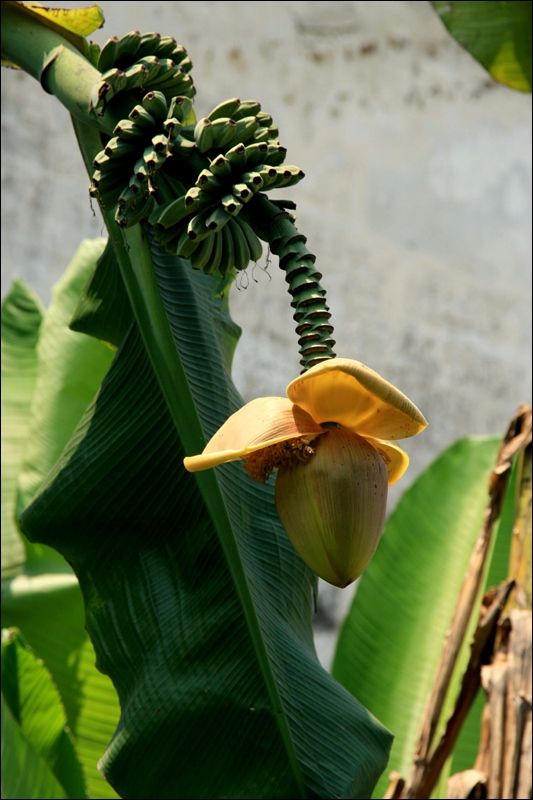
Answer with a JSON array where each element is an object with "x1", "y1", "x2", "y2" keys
[
  {"x1": 91, "y1": 30, "x2": 195, "y2": 115},
  {"x1": 89, "y1": 31, "x2": 305, "y2": 276}
]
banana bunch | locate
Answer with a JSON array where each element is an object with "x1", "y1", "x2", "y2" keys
[
  {"x1": 146, "y1": 97, "x2": 305, "y2": 273},
  {"x1": 90, "y1": 90, "x2": 306, "y2": 276},
  {"x1": 89, "y1": 93, "x2": 194, "y2": 227},
  {"x1": 91, "y1": 30, "x2": 195, "y2": 115}
]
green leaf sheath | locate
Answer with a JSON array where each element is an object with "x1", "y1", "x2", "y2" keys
[
  {"x1": 20, "y1": 239, "x2": 391, "y2": 798},
  {"x1": 1, "y1": 2, "x2": 118, "y2": 133},
  {"x1": 332, "y1": 436, "x2": 512, "y2": 798}
]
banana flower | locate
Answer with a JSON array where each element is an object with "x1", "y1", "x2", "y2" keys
[{"x1": 184, "y1": 358, "x2": 427, "y2": 587}]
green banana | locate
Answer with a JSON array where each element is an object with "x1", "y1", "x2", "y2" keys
[
  {"x1": 141, "y1": 59, "x2": 176, "y2": 87},
  {"x1": 176, "y1": 226, "x2": 201, "y2": 259},
  {"x1": 231, "y1": 183, "x2": 252, "y2": 202},
  {"x1": 205, "y1": 206, "x2": 231, "y2": 232},
  {"x1": 194, "y1": 118, "x2": 214, "y2": 152},
  {"x1": 184, "y1": 187, "x2": 202, "y2": 210},
  {"x1": 273, "y1": 166, "x2": 305, "y2": 188},
  {"x1": 89, "y1": 169, "x2": 125, "y2": 207},
  {"x1": 162, "y1": 43, "x2": 192, "y2": 72},
  {"x1": 104, "y1": 137, "x2": 140, "y2": 159},
  {"x1": 151, "y1": 133, "x2": 170, "y2": 154},
  {"x1": 99, "y1": 67, "x2": 128, "y2": 97},
  {"x1": 115, "y1": 30, "x2": 142, "y2": 62},
  {"x1": 233, "y1": 100, "x2": 262, "y2": 120},
  {"x1": 132, "y1": 156, "x2": 151, "y2": 181},
  {"x1": 225, "y1": 143, "x2": 247, "y2": 172},
  {"x1": 235, "y1": 217, "x2": 263, "y2": 262},
  {"x1": 129, "y1": 105, "x2": 158, "y2": 131},
  {"x1": 257, "y1": 166, "x2": 278, "y2": 188},
  {"x1": 185, "y1": 186, "x2": 216, "y2": 213},
  {"x1": 113, "y1": 119, "x2": 149, "y2": 140},
  {"x1": 207, "y1": 98, "x2": 241, "y2": 121},
  {"x1": 256, "y1": 111, "x2": 273, "y2": 127},
  {"x1": 135, "y1": 32, "x2": 162, "y2": 59},
  {"x1": 225, "y1": 116, "x2": 259, "y2": 148},
  {"x1": 128, "y1": 173, "x2": 146, "y2": 193},
  {"x1": 265, "y1": 144, "x2": 287, "y2": 166},
  {"x1": 154, "y1": 36, "x2": 179, "y2": 59},
  {"x1": 136, "y1": 55, "x2": 164, "y2": 79},
  {"x1": 189, "y1": 232, "x2": 215, "y2": 271},
  {"x1": 210, "y1": 118, "x2": 238, "y2": 149},
  {"x1": 209, "y1": 154, "x2": 233, "y2": 180},
  {"x1": 220, "y1": 193, "x2": 242, "y2": 216},
  {"x1": 196, "y1": 169, "x2": 223, "y2": 193},
  {"x1": 167, "y1": 96, "x2": 194, "y2": 123},
  {"x1": 142, "y1": 91, "x2": 168, "y2": 123},
  {"x1": 171, "y1": 135, "x2": 197, "y2": 158},
  {"x1": 227, "y1": 217, "x2": 250, "y2": 271},
  {"x1": 219, "y1": 219, "x2": 235, "y2": 275},
  {"x1": 148, "y1": 72, "x2": 194, "y2": 100},
  {"x1": 161, "y1": 72, "x2": 195, "y2": 98},
  {"x1": 142, "y1": 145, "x2": 167, "y2": 172},
  {"x1": 97, "y1": 35, "x2": 120, "y2": 72},
  {"x1": 253, "y1": 127, "x2": 270, "y2": 143},
  {"x1": 122, "y1": 62, "x2": 150, "y2": 89},
  {"x1": 202, "y1": 230, "x2": 224, "y2": 274},
  {"x1": 243, "y1": 142, "x2": 269, "y2": 169},
  {"x1": 92, "y1": 151, "x2": 116, "y2": 171},
  {"x1": 149, "y1": 196, "x2": 190, "y2": 228},
  {"x1": 175, "y1": 55, "x2": 193, "y2": 73},
  {"x1": 240, "y1": 171, "x2": 264, "y2": 192},
  {"x1": 116, "y1": 191, "x2": 154, "y2": 228},
  {"x1": 187, "y1": 208, "x2": 217, "y2": 241}
]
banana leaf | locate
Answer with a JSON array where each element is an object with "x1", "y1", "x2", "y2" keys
[
  {"x1": 1, "y1": 628, "x2": 87, "y2": 799},
  {"x1": 19, "y1": 229, "x2": 392, "y2": 799},
  {"x1": 431, "y1": 0, "x2": 532, "y2": 92},
  {"x1": 2, "y1": 249, "x2": 121, "y2": 799},
  {"x1": 1, "y1": 280, "x2": 43, "y2": 585},
  {"x1": 332, "y1": 435, "x2": 515, "y2": 798}
]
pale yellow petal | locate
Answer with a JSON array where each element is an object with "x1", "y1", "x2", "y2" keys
[
  {"x1": 286, "y1": 357, "x2": 427, "y2": 441},
  {"x1": 184, "y1": 397, "x2": 324, "y2": 472},
  {"x1": 364, "y1": 437, "x2": 410, "y2": 486}
]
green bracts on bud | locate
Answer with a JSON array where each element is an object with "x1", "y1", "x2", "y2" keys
[{"x1": 275, "y1": 430, "x2": 388, "y2": 588}]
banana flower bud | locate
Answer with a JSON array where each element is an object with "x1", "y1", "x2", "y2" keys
[{"x1": 184, "y1": 358, "x2": 427, "y2": 587}]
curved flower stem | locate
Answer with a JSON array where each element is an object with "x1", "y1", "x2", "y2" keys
[{"x1": 246, "y1": 193, "x2": 336, "y2": 372}]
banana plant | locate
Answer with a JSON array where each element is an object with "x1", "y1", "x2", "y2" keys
[
  {"x1": 0, "y1": 3, "x2": 427, "y2": 798},
  {"x1": 2, "y1": 4, "x2": 530, "y2": 800}
]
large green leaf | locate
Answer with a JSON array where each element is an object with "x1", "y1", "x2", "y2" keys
[
  {"x1": 1, "y1": 628, "x2": 87, "y2": 799},
  {"x1": 331, "y1": 436, "x2": 513, "y2": 798},
  {"x1": 2, "y1": 574, "x2": 121, "y2": 800},
  {"x1": 16, "y1": 238, "x2": 115, "y2": 569},
  {"x1": 69, "y1": 239, "x2": 134, "y2": 350},
  {"x1": 2, "y1": 253, "x2": 121, "y2": 799},
  {"x1": 1, "y1": 281, "x2": 43, "y2": 585},
  {"x1": 20, "y1": 231, "x2": 392, "y2": 799},
  {"x1": 431, "y1": 1, "x2": 532, "y2": 92}
]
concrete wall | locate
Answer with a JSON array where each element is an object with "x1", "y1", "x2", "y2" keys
[{"x1": 2, "y1": 1, "x2": 531, "y2": 668}]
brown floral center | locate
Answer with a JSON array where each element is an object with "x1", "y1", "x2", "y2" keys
[{"x1": 243, "y1": 437, "x2": 318, "y2": 483}]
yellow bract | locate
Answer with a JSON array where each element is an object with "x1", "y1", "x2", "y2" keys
[{"x1": 184, "y1": 358, "x2": 427, "y2": 486}]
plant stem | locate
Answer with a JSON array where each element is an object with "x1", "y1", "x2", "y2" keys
[{"x1": 247, "y1": 194, "x2": 336, "y2": 371}]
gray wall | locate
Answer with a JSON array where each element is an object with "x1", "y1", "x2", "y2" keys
[{"x1": 2, "y1": 1, "x2": 531, "y2": 668}]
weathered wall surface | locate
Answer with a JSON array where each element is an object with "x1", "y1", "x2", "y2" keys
[{"x1": 2, "y1": 1, "x2": 531, "y2": 667}]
